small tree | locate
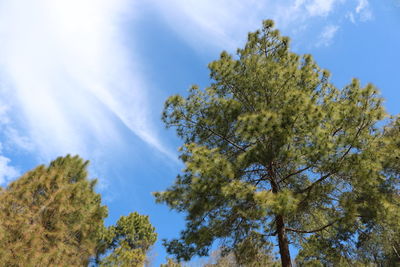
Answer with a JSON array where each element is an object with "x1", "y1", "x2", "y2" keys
[
  {"x1": 160, "y1": 258, "x2": 183, "y2": 267},
  {"x1": 96, "y1": 212, "x2": 157, "y2": 267},
  {"x1": 204, "y1": 246, "x2": 279, "y2": 267},
  {"x1": 155, "y1": 20, "x2": 393, "y2": 266},
  {"x1": 0, "y1": 155, "x2": 108, "y2": 266}
]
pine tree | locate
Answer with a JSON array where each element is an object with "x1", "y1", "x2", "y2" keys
[
  {"x1": 155, "y1": 20, "x2": 394, "y2": 266},
  {"x1": 160, "y1": 258, "x2": 183, "y2": 267},
  {"x1": 0, "y1": 155, "x2": 108, "y2": 266},
  {"x1": 95, "y1": 212, "x2": 157, "y2": 267},
  {"x1": 0, "y1": 155, "x2": 158, "y2": 267},
  {"x1": 204, "y1": 246, "x2": 279, "y2": 267}
]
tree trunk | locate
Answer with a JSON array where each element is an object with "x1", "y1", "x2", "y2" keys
[
  {"x1": 276, "y1": 214, "x2": 292, "y2": 267},
  {"x1": 269, "y1": 163, "x2": 292, "y2": 267}
]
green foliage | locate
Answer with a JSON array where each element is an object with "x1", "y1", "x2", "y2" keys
[
  {"x1": 296, "y1": 117, "x2": 400, "y2": 266},
  {"x1": 205, "y1": 251, "x2": 279, "y2": 267},
  {"x1": 0, "y1": 155, "x2": 108, "y2": 266},
  {"x1": 204, "y1": 243, "x2": 279, "y2": 267},
  {"x1": 156, "y1": 19, "x2": 398, "y2": 265},
  {"x1": 96, "y1": 212, "x2": 157, "y2": 267},
  {"x1": 160, "y1": 258, "x2": 183, "y2": 267},
  {"x1": 0, "y1": 155, "x2": 158, "y2": 267}
]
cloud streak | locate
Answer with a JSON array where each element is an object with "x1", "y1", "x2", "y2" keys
[
  {"x1": 347, "y1": 0, "x2": 373, "y2": 23},
  {"x1": 0, "y1": 0, "x2": 174, "y2": 161},
  {"x1": 316, "y1": 25, "x2": 340, "y2": 47}
]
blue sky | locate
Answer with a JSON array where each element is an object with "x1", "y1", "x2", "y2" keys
[{"x1": 0, "y1": 0, "x2": 399, "y2": 265}]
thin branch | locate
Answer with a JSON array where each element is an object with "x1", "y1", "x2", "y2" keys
[
  {"x1": 297, "y1": 171, "x2": 334, "y2": 194},
  {"x1": 332, "y1": 126, "x2": 343, "y2": 137},
  {"x1": 243, "y1": 168, "x2": 267, "y2": 174},
  {"x1": 296, "y1": 119, "x2": 368, "y2": 195},
  {"x1": 248, "y1": 176, "x2": 271, "y2": 186},
  {"x1": 262, "y1": 230, "x2": 277, "y2": 237},
  {"x1": 393, "y1": 245, "x2": 400, "y2": 260},
  {"x1": 179, "y1": 116, "x2": 247, "y2": 152},
  {"x1": 286, "y1": 220, "x2": 337, "y2": 234},
  {"x1": 278, "y1": 166, "x2": 311, "y2": 184}
]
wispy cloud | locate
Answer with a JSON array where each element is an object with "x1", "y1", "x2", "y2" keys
[
  {"x1": 316, "y1": 25, "x2": 340, "y2": 47},
  {"x1": 347, "y1": 0, "x2": 373, "y2": 23},
  {"x1": 148, "y1": 0, "x2": 349, "y2": 51},
  {"x1": 0, "y1": 0, "x2": 375, "y2": 167},
  {"x1": 147, "y1": 0, "x2": 268, "y2": 51},
  {"x1": 0, "y1": 139, "x2": 19, "y2": 185},
  {"x1": 304, "y1": 0, "x2": 340, "y2": 17},
  {"x1": 0, "y1": 0, "x2": 174, "y2": 161},
  {"x1": 0, "y1": 102, "x2": 27, "y2": 185},
  {"x1": 0, "y1": 154, "x2": 19, "y2": 185},
  {"x1": 147, "y1": 0, "x2": 379, "y2": 52},
  {"x1": 356, "y1": 0, "x2": 373, "y2": 21}
]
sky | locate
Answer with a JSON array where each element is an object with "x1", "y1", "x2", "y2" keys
[{"x1": 0, "y1": 0, "x2": 399, "y2": 265}]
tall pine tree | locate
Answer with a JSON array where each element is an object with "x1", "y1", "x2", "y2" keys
[{"x1": 155, "y1": 20, "x2": 397, "y2": 266}]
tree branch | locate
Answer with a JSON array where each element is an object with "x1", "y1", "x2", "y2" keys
[
  {"x1": 297, "y1": 117, "x2": 369, "y2": 195},
  {"x1": 278, "y1": 166, "x2": 311, "y2": 184},
  {"x1": 286, "y1": 220, "x2": 337, "y2": 234},
  {"x1": 331, "y1": 126, "x2": 343, "y2": 137},
  {"x1": 180, "y1": 116, "x2": 247, "y2": 153},
  {"x1": 393, "y1": 245, "x2": 400, "y2": 260},
  {"x1": 297, "y1": 171, "x2": 334, "y2": 194}
]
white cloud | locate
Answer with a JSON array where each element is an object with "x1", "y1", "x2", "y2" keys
[
  {"x1": 0, "y1": 0, "x2": 374, "y2": 167},
  {"x1": 305, "y1": 0, "x2": 338, "y2": 17},
  {"x1": 0, "y1": 105, "x2": 10, "y2": 125},
  {"x1": 356, "y1": 0, "x2": 373, "y2": 21},
  {"x1": 0, "y1": 140, "x2": 19, "y2": 185},
  {"x1": 347, "y1": 12, "x2": 356, "y2": 24},
  {"x1": 146, "y1": 0, "x2": 270, "y2": 51},
  {"x1": 356, "y1": 0, "x2": 367, "y2": 13},
  {"x1": 316, "y1": 25, "x2": 339, "y2": 47},
  {"x1": 347, "y1": 0, "x2": 373, "y2": 24},
  {"x1": 0, "y1": 0, "x2": 175, "y2": 161},
  {"x1": 0, "y1": 154, "x2": 19, "y2": 185},
  {"x1": 147, "y1": 0, "x2": 346, "y2": 51},
  {"x1": 4, "y1": 128, "x2": 34, "y2": 152}
]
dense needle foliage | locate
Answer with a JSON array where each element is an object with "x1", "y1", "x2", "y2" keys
[
  {"x1": 96, "y1": 212, "x2": 157, "y2": 267},
  {"x1": 0, "y1": 155, "x2": 107, "y2": 266}
]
